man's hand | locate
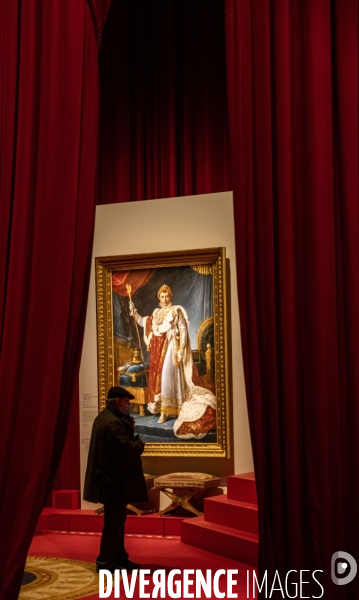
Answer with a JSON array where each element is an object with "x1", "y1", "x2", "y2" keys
[
  {"x1": 129, "y1": 301, "x2": 136, "y2": 317},
  {"x1": 134, "y1": 434, "x2": 145, "y2": 454}
]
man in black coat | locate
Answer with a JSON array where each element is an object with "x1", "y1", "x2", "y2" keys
[{"x1": 84, "y1": 386, "x2": 148, "y2": 572}]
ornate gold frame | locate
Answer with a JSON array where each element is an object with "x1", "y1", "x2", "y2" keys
[{"x1": 95, "y1": 247, "x2": 230, "y2": 457}]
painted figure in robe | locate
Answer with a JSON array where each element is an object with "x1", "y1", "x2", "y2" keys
[{"x1": 129, "y1": 284, "x2": 216, "y2": 439}]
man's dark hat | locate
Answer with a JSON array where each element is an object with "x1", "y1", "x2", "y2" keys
[{"x1": 107, "y1": 386, "x2": 135, "y2": 400}]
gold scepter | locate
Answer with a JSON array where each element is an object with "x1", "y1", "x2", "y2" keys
[{"x1": 126, "y1": 284, "x2": 148, "y2": 387}]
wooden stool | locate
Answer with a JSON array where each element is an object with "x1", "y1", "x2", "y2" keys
[{"x1": 154, "y1": 472, "x2": 220, "y2": 517}]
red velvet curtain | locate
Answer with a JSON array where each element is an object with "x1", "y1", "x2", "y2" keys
[
  {"x1": 2, "y1": 2, "x2": 357, "y2": 599},
  {"x1": 98, "y1": 0, "x2": 230, "y2": 203},
  {"x1": 226, "y1": 1, "x2": 358, "y2": 597},
  {"x1": 0, "y1": 1, "x2": 110, "y2": 598}
]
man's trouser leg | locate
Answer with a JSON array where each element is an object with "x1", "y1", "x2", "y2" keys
[{"x1": 96, "y1": 500, "x2": 128, "y2": 571}]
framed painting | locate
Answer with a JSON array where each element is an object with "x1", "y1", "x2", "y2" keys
[{"x1": 95, "y1": 247, "x2": 230, "y2": 457}]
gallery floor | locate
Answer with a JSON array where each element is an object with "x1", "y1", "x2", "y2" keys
[{"x1": 21, "y1": 531, "x2": 253, "y2": 599}]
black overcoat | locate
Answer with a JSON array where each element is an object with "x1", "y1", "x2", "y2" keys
[{"x1": 83, "y1": 405, "x2": 148, "y2": 505}]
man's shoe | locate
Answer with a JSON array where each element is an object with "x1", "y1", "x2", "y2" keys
[
  {"x1": 119, "y1": 559, "x2": 141, "y2": 571},
  {"x1": 96, "y1": 562, "x2": 118, "y2": 573}
]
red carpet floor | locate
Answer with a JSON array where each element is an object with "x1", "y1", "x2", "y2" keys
[{"x1": 28, "y1": 531, "x2": 256, "y2": 599}]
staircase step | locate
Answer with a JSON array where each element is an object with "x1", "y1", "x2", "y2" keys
[
  {"x1": 181, "y1": 516, "x2": 258, "y2": 566},
  {"x1": 36, "y1": 509, "x2": 184, "y2": 536},
  {"x1": 204, "y1": 495, "x2": 258, "y2": 534},
  {"x1": 227, "y1": 472, "x2": 257, "y2": 504}
]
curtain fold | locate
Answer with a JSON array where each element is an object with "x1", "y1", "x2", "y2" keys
[
  {"x1": 225, "y1": 1, "x2": 358, "y2": 597},
  {"x1": 0, "y1": 1, "x2": 110, "y2": 597},
  {"x1": 98, "y1": 0, "x2": 230, "y2": 203},
  {"x1": 2, "y1": 2, "x2": 357, "y2": 598}
]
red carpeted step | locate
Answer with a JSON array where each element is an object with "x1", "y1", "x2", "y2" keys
[
  {"x1": 36, "y1": 511, "x2": 50, "y2": 530},
  {"x1": 204, "y1": 495, "x2": 258, "y2": 534},
  {"x1": 35, "y1": 508, "x2": 185, "y2": 536},
  {"x1": 227, "y1": 472, "x2": 257, "y2": 504},
  {"x1": 181, "y1": 516, "x2": 258, "y2": 566}
]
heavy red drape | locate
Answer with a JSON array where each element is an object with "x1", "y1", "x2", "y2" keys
[
  {"x1": 2, "y1": 2, "x2": 357, "y2": 599},
  {"x1": 0, "y1": 1, "x2": 110, "y2": 598},
  {"x1": 98, "y1": 0, "x2": 230, "y2": 203},
  {"x1": 226, "y1": 1, "x2": 359, "y2": 597}
]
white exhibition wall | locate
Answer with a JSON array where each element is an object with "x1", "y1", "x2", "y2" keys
[{"x1": 79, "y1": 192, "x2": 253, "y2": 508}]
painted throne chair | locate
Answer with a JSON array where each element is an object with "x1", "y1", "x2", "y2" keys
[{"x1": 117, "y1": 349, "x2": 149, "y2": 416}]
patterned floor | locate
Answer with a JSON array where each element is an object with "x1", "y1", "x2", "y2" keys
[{"x1": 19, "y1": 556, "x2": 99, "y2": 600}]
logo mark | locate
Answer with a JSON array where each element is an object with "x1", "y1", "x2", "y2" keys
[{"x1": 331, "y1": 552, "x2": 357, "y2": 585}]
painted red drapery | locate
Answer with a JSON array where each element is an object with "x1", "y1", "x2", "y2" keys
[
  {"x1": 0, "y1": 1, "x2": 111, "y2": 598},
  {"x1": 112, "y1": 270, "x2": 154, "y2": 296},
  {"x1": 225, "y1": 1, "x2": 359, "y2": 597}
]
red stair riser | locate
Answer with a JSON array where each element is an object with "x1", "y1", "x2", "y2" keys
[
  {"x1": 35, "y1": 509, "x2": 179, "y2": 536},
  {"x1": 204, "y1": 496, "x2": 258, "y2": 534},
  {"x1": 181, "y1": 519, "x2": 258, "y2": 567},
  {"x1": 227, "y1": 474, "x2": 257, "y2": 504}
]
